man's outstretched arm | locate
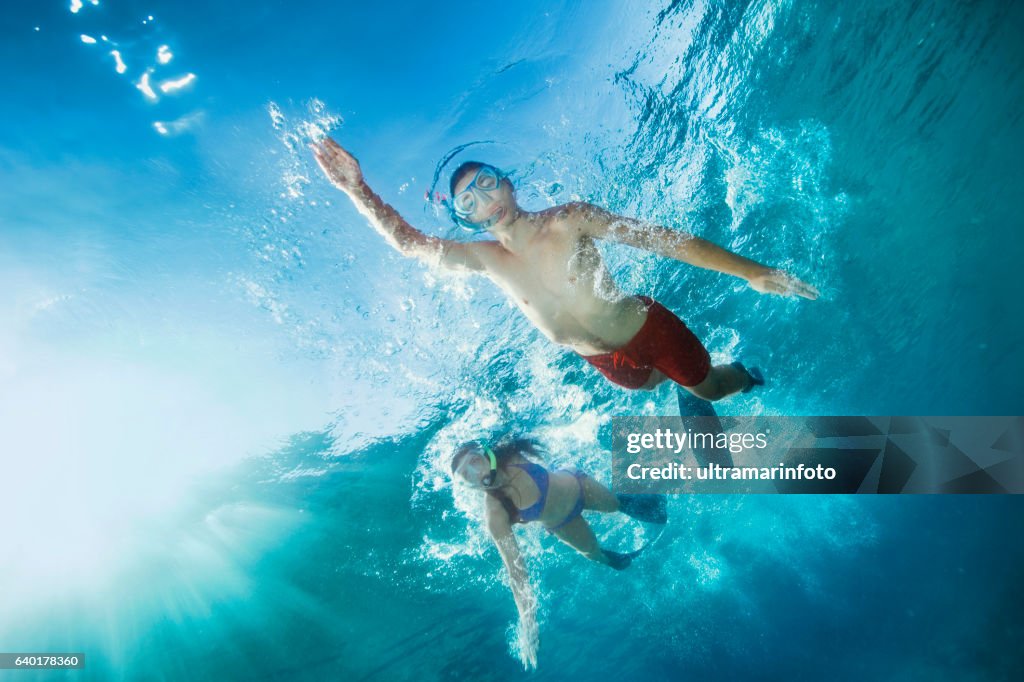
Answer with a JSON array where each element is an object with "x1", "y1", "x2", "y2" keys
[
  {"x1": 312, "y1": 137, "x2": 482, "y2": 271},
  {"x1": 569, "y1": 202, "x2": 819, "y2": 300}
]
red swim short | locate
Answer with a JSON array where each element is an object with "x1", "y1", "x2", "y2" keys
[{"x1": 581, "y1": 297, "x2": 711, "y2": 389}]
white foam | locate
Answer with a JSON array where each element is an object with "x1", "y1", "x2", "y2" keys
[
  {"x1": 267, "y1": 101, "x2": 285, "y2": 129},
  {"x1": 158, "y1": 73, "x2": 196, "y2": 94},
  {"x1": 70, "y1": 0, "x2": 98, "y2": 13},
  {"x1": 110, "y1": 50, "x2": 126, "y2": 74},
  {"x1": 152, "y1": 111, "x2": 204, "y2": 136},
  {"x1": 135, "y1": 70, "x2": 157, "y2": 101}
]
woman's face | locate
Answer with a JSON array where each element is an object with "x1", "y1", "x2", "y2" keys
[{"x1": 453, "y1": 453, "x2": 491, "y2": 489}]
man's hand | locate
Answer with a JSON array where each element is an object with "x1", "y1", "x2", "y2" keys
[
  {"x1": 748, "y1": 268, "x2": 820, "y2": 300},
  {"x1": 311, "y1": 137, "x2": 364, "y2": 192}
]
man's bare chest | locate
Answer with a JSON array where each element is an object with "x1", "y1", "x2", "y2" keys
[{"x1": 493, "y1": 237, "x2": 602, "y2": 299}]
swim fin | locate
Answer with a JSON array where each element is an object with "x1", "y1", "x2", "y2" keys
[
  {"x1": 676, "y1": 385, "x2": 734, "y2": 468},
  {"x1": 604, "y1": 522, "x2": 667, "y2": 570},
  {"x1": 616, "y1": 494, "x2": 668, "y2": 524},
  {"x1": 676, "y1": 386, "x2": 718, "y2": 417},
  {"x1": 604, "y1": 548, "x2": 642, "y2": 571}
]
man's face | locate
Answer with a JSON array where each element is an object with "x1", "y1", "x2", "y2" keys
[{"x1": 452, "y1": 166, "x2": 515, "y2": 229}]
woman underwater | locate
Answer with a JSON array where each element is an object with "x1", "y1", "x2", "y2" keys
[{"x1": 449, "y1": 437, "x2": 668, "y2": 667}]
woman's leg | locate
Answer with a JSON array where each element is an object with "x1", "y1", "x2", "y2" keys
[
  {"x1": 576, "y1": 472, "x2": 668, "y2": 523},
  {"x1": 550, "y1": 516, "x2": 635, "y2": 570},
  {"x1": 577, "y1": 473, "x2": 619, "y2": 512},
  {"x1": 549, "y1": 516, "x2": 610, "y2": 564}
]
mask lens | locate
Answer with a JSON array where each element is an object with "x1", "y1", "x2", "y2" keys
[
  {"x1": 476, "y1": 168, "x2": 499, "y2": 190},
  {"x1": 454, "y1": 451, "x2": 496, "y2": 487},
  {"x1": 453, "y1": 191, "x2": 476, "y2": 216}
]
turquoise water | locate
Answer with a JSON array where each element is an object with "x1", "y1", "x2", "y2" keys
[{"x1": 1, "y1": 0, "x2": 1022, "y2": 679}]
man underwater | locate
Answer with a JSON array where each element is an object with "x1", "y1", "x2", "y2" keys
[{"x1": 312, "y1": 137, "x2": 818, "y2": 401}]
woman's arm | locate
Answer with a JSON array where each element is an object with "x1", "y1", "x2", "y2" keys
[
  {"x1": 311, "y1": 137, "x2": 483, "y2": 272},
  {"x1": 485, "y1": 496, "x2": 539, "y2": 669},
  {"x1": 567, "y1": 201, "x2": 819, "y2": 299}
]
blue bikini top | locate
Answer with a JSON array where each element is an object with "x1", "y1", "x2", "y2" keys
[{"x1": 507, "y1": 461, "x2": 549, "y2": 522}]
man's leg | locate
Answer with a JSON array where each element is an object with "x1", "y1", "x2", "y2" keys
[
  {"x1": 638, "y1": 369, "x2": 667, "y2": 391},
  {"x1": 684, "y1": 363, "x2": 751, "y2": 401},
  {"x1": 644, "y1": 364, "x2": 751, "y2": 398}
]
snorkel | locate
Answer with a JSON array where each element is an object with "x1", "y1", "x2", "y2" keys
[
  {"x1": 424, "y1": 149, "x2": 513, "y2": 233},
  {"x1": 479, "y1": 442, "x2": 499, "y2": 487}
]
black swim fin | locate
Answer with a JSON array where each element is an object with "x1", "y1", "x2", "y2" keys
[
  {"x1": 604, "y1": 549, "x2": 641, "y2": 571},
  {"x1": 676, "y1": 386, "x2": 734, "y2": 468},
  {"x1": 604, "y1": 522, "x2": 668, "y2": 570},
  {"x1": 676, "y1": 387, "x2": 719, "y2": 417},
  {"x1": 616, "y1": 494, "x2": 668, "y2": 524}
]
